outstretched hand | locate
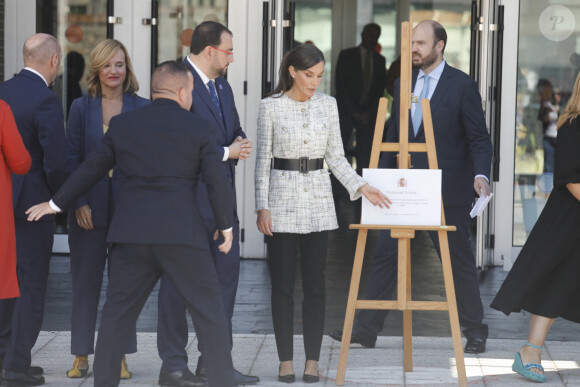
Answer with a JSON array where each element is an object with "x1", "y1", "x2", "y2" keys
[
  {"x1": 358, "y1": 184, "x2": 392, "y2": 209},
  {"x1": 26, "y1": 202, "x2": 57, "y2": 221}
]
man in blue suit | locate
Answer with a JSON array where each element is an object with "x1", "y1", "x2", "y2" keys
[
  {"x1": 329, "y1": 20, "x2": 493, "y2": 354},
  {"x1": 0, "y1": 33, "x2": 66, "y2": 386},
  {"x1": 157, "y1": 22, "x2": 258, "y2": 387},
  {"x1": 27, "y1": 61, "x2": 236, "y2": 387}
]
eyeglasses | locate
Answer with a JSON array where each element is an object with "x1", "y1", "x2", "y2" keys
[{"x1": 209, "y1": 46, "x2": 234, "y2": 58}]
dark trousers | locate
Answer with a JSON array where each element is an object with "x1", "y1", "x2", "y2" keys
[
  {"x1": 157, "y1": 221, "x2": 240, "y2": 373},
  {"x1": 93, "y1": 243, "x2": 232, "y2": 387},
  {"x1": 68, "y1": 221, "x2": 137, "y2": 355},
  {"x1": 0, "y1": 219, "x2": 53, "y2": 372},
  {"x1": 267, "y1": 231, "x2": 328, "y2": 362},
  {"x1": 355, "y1": 206, "x2": 488, "y2": 341},
  {"x1": 339, "y1": 112, "x2": 374, "y2": 176}
]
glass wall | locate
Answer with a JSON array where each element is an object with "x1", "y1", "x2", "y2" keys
[
  {"x1": 293, "y1": 0, "x2": 332, "y2": 94},
  {"x1": 513, "y1": 1, "x2": 580, "y2": 245},
  {"x1": 157, "y1": 0, "x2": 228, "y2": 64},
  {"x1": 37, "y1": 0, "x2": 108, "y2": 119}
]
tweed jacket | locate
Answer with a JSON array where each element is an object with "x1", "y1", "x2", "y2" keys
[{"x1": 255, "y1": 92, "x2": 366, "y2": 233}]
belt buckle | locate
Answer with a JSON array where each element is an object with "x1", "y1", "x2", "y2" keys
[{"x1": 299, "y1": 157, "x2": 309, "y2": 174}]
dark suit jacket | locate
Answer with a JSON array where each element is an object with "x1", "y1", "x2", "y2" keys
[
  {"x1": 183, "y1": 58, "x2": 245, "y2": 228},
  {"x1": 383, "y1": 63, "x2": 493, "y2": 206},
  {"x1": 65, "y1": 93, "x2": 150, "y2": 227},
  {"x1": 0, "y1": 69, "x2": 66, "y2": 222},
  {"x1": 52, "y1": 98, "x2": 234, "y2": 246},
  {"x1": 335, "y1": 46, "x2": 387, "y2": 118}
]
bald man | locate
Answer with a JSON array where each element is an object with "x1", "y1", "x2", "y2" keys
[
  {"x1": 26, "y1": 61, "x2": 235, "y2": 387},
  {"x1": 0, "y1": 33, "x2": 66, "y2": 386}
]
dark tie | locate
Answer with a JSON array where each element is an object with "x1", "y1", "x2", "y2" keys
[
  {"x1": 412, "y1": 75, "x2": 430, "y2": 135},
  {"x1": 207, "y1": 80, "x2": 223, "y2": 120}
]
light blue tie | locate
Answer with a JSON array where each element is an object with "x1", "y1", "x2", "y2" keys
[
  {"x1": 207, "y1": 80, "x2": 223, "y2": 120},
  {"x1": 412, "y1": 75, "x2": 430, "y2": 135}
]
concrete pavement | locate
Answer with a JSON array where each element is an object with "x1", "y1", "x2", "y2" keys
[{"x1": 27, "y1": 332, "x2": 580, "y2": 386}]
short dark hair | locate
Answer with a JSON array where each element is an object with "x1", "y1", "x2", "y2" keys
[
  {"x1": 151, "y1": 60, "x2": 190, "y2": 93},
  {"x1": 190, "y1": 21, "x2": 233, "y2": 55},
  {"x1": 429, "y1": 20, "x2": 447, "y2": 55},
  {"x1": 270, "y1": 44, "x2": 325, "y2": 97}
]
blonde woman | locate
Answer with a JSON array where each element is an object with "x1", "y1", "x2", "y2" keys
[
  {"x1": 65, "y1": 39, "x2": 149, "y2": 378},
  {"x1": 491, "y1": 71, "x2": 580, "y2": 383}
]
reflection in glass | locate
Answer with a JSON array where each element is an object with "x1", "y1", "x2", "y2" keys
[
  {"x1": 158, "y1": 0, "x2": 228, "y2": 64},
  {"x1": 513, "y1": 1, "x2": 580, "y2": 245},
  {"x1": 293, "y1": 0, "x2": 332, "y2": 95}
]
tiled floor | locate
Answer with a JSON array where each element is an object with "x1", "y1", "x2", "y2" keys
[{"x1": 31, "y1": 198, "x2": 580, "y2": 385}]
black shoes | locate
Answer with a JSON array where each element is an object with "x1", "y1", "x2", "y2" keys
[
  {"x1": 464, "y1": 338, "x2": 486, "y2": 354},
  {"x1": 302, "y1": 373, "x2": 319, "y2": 383},
  {"x1": 158, "y1": 368, "x2": 207, "y2": 387},
  {"x1": 195, "y1": 366, "x2": 260, "y2": 386},
  {"x1": 328, "y1": 330, "x2": 376, "y2": 348},
  {"x1": 277, "y1": 365, "x2": 295, "y2": 384},
  {"x1": 1, "y1": 370, "x2": 45, "y2": 386}
]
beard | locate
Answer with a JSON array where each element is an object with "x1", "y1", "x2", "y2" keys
[
  {"x1": 412, "y1": 45, "x2": 438, "y2": 70},
  {"x1": 217, "y1": 64, "x2": 229, "y2": 77}
]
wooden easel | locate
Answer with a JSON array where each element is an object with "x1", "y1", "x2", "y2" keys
[{"x1": 335, "y1": 21, "x2": 467, "y2": 387}]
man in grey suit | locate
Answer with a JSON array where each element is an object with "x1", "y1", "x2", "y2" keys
[{"x1": 27, "y1": 61, "x2": 235, "y2": 387}]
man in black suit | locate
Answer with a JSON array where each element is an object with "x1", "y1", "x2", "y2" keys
[
  {"x1": 27, "y1": 61, "x2": 236, "y2": 387},
  {"x1": 157, "y1": 21, "x2": 258, "y2": 386},
  {"x1": 335, "y1": 23, "x2": 387, "y2": 176},
  {"x1": 0, "y1": 33, "x2": 66, "y2": 387},
  {"x1": 330, "y1": 20, "x2": 492, "y2": 354}
]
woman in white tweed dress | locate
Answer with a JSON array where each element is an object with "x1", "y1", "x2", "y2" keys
[{"x1": 255, "y1": 44, "x2": 390, "y2": 383}]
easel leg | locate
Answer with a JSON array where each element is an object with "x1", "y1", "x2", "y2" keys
[
  {"x1": 336, "y1": 229, "x2": 368, "y2": 386},
  {"x1": 403, "y1": 237, "x2": 412, "y2": 372},
  {"x1": 396, "y1": 236, "x2": 413, "y2": 372},
  {"x1": 438, "y1": 230, "x2": 467, "y2": 387}
]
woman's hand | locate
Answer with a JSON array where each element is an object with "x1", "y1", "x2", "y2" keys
[
  {"x1": 76, "y1": 205, "x2": 94, "y2": 230},
  {"x1": 358, "y1": 184, "x2": 392, "y2": 209},
  {"x1": 256, "y1": 209, "x2": 273, "y2": 236}
]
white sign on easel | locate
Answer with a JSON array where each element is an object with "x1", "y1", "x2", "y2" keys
[{"x1": 361, "y1": 168, "x2": 442, "y2": 226}]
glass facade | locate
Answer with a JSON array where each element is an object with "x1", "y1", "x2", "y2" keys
[{"x1": 513, "y1": 1, "x2": 580, "y2": 245}]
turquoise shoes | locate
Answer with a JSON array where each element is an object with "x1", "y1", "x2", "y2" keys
[{"x1": 512, "y1": 342, "x2": 546, "y2": 383}]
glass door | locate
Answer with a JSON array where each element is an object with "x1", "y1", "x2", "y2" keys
[{"x1": 495, "y1": 0, "x2": 580, "y2": 269}]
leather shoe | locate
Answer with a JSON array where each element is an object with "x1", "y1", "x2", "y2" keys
[
  {"x1": 464, "y1": 338, "x2": 486, "y2": 354},
  {"x1": 195, "y1": 367, "x2": 260, "y2": 385},
  {"x1": 1, "y1": 369, "x2": 45, "y2": 386},
  {"x1": 0, "y1": 357, "x2": 42, "y2": 376},
  {"x1": 28, "y1": 366, "x2": 44, "y2": 376},
  {"x1": 158, "y1": 368, "x2": 207, "y2": 387},
  {"x1": 328, "y1": 330, "x2": 375, "y2": 348},
  {"x1": 302, "y1": 373, "x2": 319, "y2": 383}
]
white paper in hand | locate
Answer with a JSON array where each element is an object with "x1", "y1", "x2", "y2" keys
[{"x1": 470, "y1": 193, "x2": 494, "y2": 218}]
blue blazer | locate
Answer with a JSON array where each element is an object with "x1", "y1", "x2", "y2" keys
[
  {"x1": 0, "y1": 69, "x2": 66, "y2": 221},
  {"x1": 65, "y1": 94, "x2": 150, "y2": 227},
  {"x1": 384, "y1": 63, "x2": 493, "y2": 206},
  {"x1": 52, "y1": 99, "x2": 234, "y2": 246},
  {"x1": 183, "y1": 58, "x2": 245, "y2": 228}
]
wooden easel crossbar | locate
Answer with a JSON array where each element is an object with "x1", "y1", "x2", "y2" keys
[{"x1": 334, "y1": 21, "x2": 467, "y2": 387}]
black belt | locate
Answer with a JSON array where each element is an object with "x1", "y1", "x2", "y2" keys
[{"x1": 272, "y1": 157, "x2": 324, "y2": 174}]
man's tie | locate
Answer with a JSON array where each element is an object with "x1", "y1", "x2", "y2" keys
[
  {"x1": 412, "y1": 75, "x2": 430, "y2": 135},
  {"x1": 207, "y1": 80, "x2": 223, "y2": 120}
]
